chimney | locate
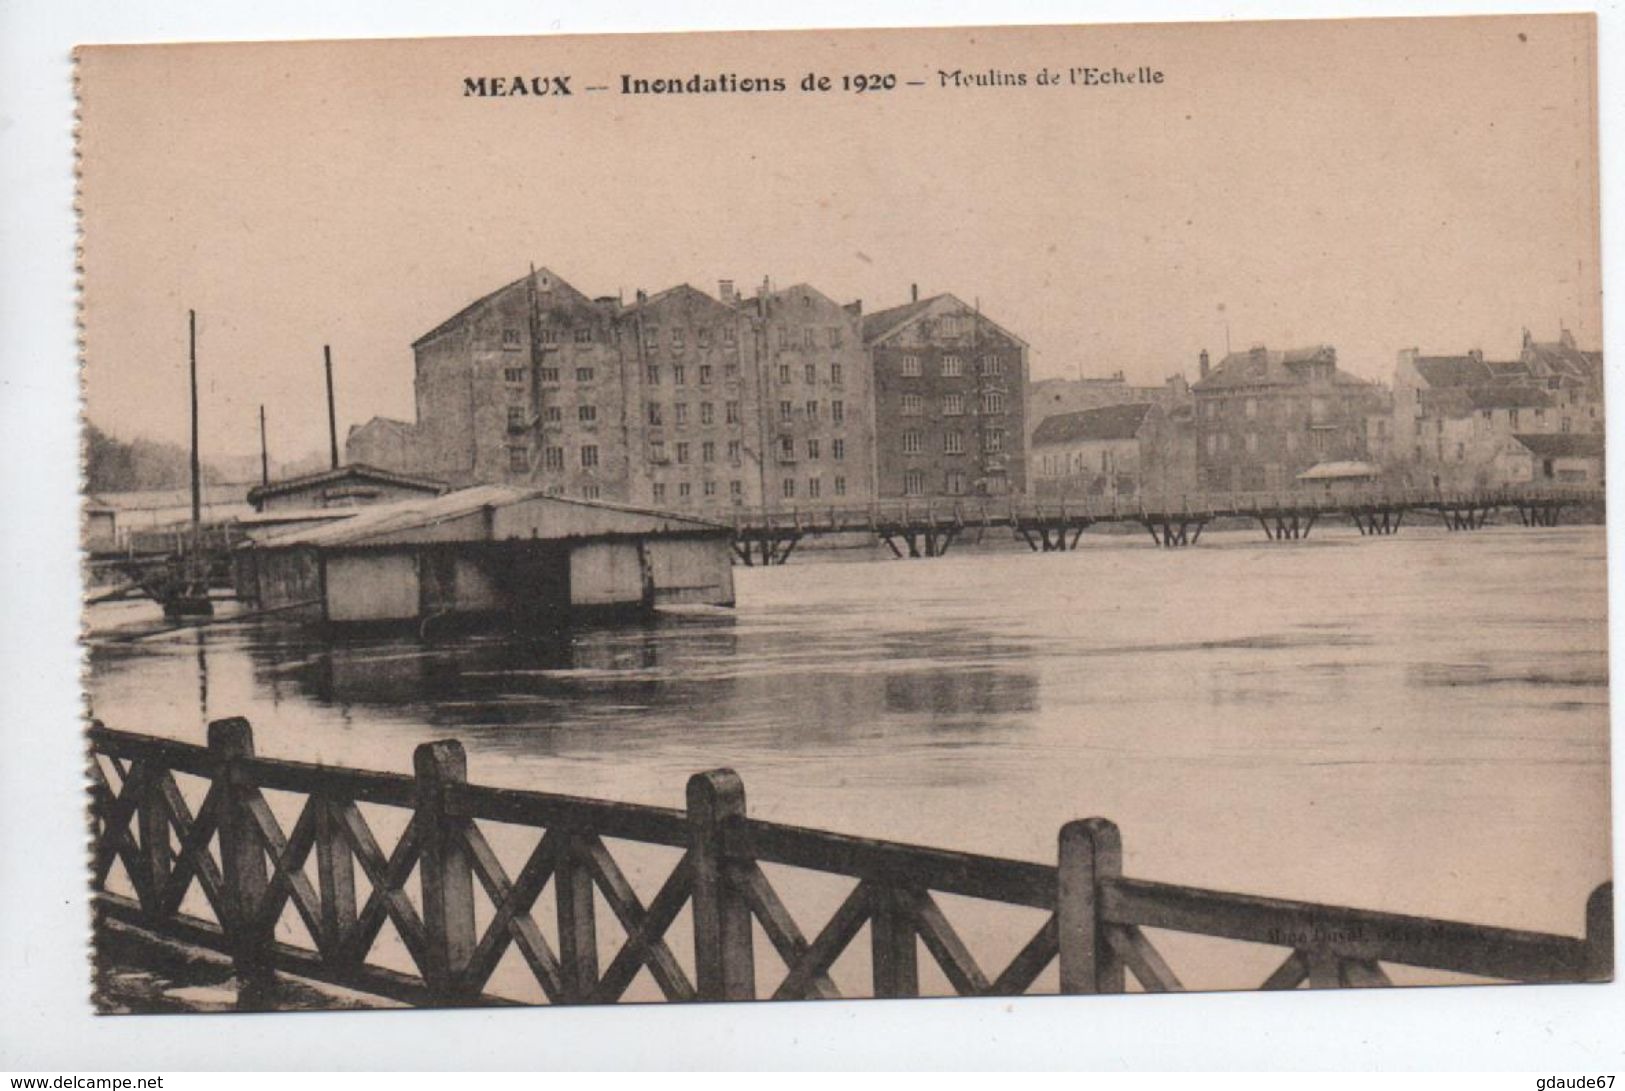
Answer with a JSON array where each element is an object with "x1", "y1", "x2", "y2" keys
[
  {"x1": 635, "y1": 289, "x2": 648, "y2": 305},
  {"x1": 718, "y1": 279, "x2": 735, "y2": 305},
  {"x1": 910, "y1": 283, "x2": 919, "y2": 303},
  {"x1": 1199, "y1": 349, "x2": 1210, "y2": 379}
]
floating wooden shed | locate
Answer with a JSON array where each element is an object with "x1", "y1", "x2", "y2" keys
[{"x1": 236, "y1": 485, "x2": 735, "y2": 628}]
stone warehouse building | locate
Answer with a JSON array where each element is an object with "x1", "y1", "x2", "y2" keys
[
  {"x1": 1191, "y1": 344, "x2": 1386, "y2": 492},
  {"x1": 862, "y1": 290, "x2": 1028, "y2": 499},
  {"x1": 348, "y1": 268, "x2": 879, "y2": 514}
]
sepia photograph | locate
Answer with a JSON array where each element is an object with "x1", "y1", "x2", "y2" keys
[{"x1": 72, "y1": 12, "x2": 1610, "y2": 1019}]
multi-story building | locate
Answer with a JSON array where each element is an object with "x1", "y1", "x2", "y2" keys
[
  {"x1": 618, "y1": 283, "x2": 758, "y2": 511},
  {"x1": 742, "y1": 281, "x2": 877, "y2": 508},
  {"x1": 392, "y1": 267, "x2": 631, "y2": 498},
  {"x1": 863, "y1": 290, "x2": 1028, "y2": 499},
  {"x1": 346, "y1": 268, "x2": 880, "y2": 515},
  {"x1": 1191, "y1": 344, "x2": 1385, "y2": 492},
  {"x1": 1390, "y1": 328, "x2": 1604, "y2": 488}
]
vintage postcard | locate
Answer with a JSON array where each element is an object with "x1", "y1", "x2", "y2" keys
[{"x1": 77, "y1": 14, "x2": 1609, "y2": 1014}]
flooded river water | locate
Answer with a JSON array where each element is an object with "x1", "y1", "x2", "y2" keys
[{"x1": 87, "y1": 524, "x2": 1611, "y2": 997}]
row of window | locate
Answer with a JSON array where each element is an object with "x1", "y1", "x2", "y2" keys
[
  {"x1": 777, "y1": 436, "x2": 848, "y2": 461},
  {"x1": 779, "y1": 476, "x2": 849, "y2": 499},
  {"x1": 776, "y1": 362, "x2": 844, "y2": 385},
  {"x1": 501, "y1": 327, "x2": 596, "y2": 348},
  {"x1": 652, "y1": 480, "x2": 747, "y2": 502},
  {"x1": 897, "y1": 354, "x2": 1006, "y2": 378},
  {"x1": 647, "y1": 401, "x2": 745, "y2": 427},
  {"x1": 503, "y1": 365, "x2": 598, "y2": 384},
  {"x1": 641, "y1": 325, "x2": 739, "y2": 351},
  {"x1": 508, "y1": 444, "x2": 602, "y2": 472},
  {"x1": 1204, "y1": 431, "x2": 1335, "y2": 455},
  {"x1": 899, "y1": 392, "x2": 1005, "y2": 416},
  {"x1": 775, "y1": 327, "x2": 846, "y2": 350},
  {"x1": 651, "y1": 439, "x2": 745, "y2": 465},
  {"x1": 899, "y1": 429, "x2": 1004, "y2": 455},
  {"x1": 775, "y1": 400, "x2": 847, "y2": 424},
  {"x1": 1037, "y1": 451, "x2": 1120, "y2": 477},
  {"x1": 1201, "y1": 396, "x2": 1332, "y2": 419},
  {"x1": 900, "y1": 470, "x2": 972, "y2": 497},
  {"x1": 646, "y1": 362, "x2": 740, "y2": 386}
]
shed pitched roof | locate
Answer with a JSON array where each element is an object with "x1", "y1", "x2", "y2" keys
[
  {"x1": 246, "y1": 463, "x2": 448, "y2": 506},
  {"x1": 254, "y1": 486, "x2": 729, "y2": 550},
  {"x1": 1031, "y1": 403, "x2": 1154, "y2": 445},
  {"x1": 1511, "y1": 433, "x2": 1604, "y2": 459}
]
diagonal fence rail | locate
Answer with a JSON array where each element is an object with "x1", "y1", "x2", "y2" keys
[{"x1": 89, "y1": 719, "x2": 1612, "y2": 1007}]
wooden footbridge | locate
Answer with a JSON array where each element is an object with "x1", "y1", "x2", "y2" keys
[
  {"x1": 91, "y1": 720, "x2": 1611, "y2": 1007},
  {"x1": 730, "y1": 486, "x2": 1603, "y2": 564}
]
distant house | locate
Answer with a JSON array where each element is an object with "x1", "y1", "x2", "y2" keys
[
  {"x1": 1030, "y1": 402, "x2": 1193, "y2": 500},
  {"x1": 1192, "y1": 344, "x2": 1385, "y2": 492},
  {"x1": 345, "y1": 417, "x2": 431, "y2": 476},
  {"x1": 246, "y1": 463, "x2": 449, "y2": 514},
  {"x1": 1500, "y1": 433, "x2": 1605, "y2": 486}
]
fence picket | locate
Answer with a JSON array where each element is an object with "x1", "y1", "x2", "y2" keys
[
  {"x1": 415, "y1": 740, "x2": 478, "y2": 1003},
  {"x1": 689, "y1": 769, "x2": 755, "y2": 1001}
]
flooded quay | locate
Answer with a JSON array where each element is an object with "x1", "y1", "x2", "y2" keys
[{"x1": 87, "y1": 524, "x2": 1611, "y2": 999}]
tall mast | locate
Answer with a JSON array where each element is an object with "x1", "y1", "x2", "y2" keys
[
  {"x1": 189, "y1": 309, "x2": 201, "y2": 529},
  {"x1": 258, "y1": 404, "x2": 269, "y2": 485},
  {"x1": 324, "y1": 344, "x2": 339, "y2": 469}
]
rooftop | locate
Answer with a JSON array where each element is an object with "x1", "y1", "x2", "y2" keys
[
  {"x1": 1031, "y1": 403, "x2": 1154, "y2": 445},
  {"x1": 246, "y1": 463, "x2": 449, "y2": 507},
  {"x1": 254, "y1": 486, "x2": 730, "y2": 550},
  {"x1": 1512, "y1": 433, "x2": 1605, "y2": 459}
]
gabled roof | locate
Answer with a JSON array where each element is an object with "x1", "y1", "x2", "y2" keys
[
  {"x1": 246, "y1": 463, "x2": 449, "y2": 506},
  {"x1": 1413, "y1": 355, "x2": 1493, "y2": 388},
  {"x1": 254, "y1": 485, "x2": 729, "y2": 549},
  {"x1": 347, "y1": 416, "x2": 417, "y2": 438},
  {"x1": 862, "y1": 296, "x2": 942, "y2": 343},
  {"x1": 1031, "y1": 403, "x2": 1154, "y2": 445},
  {"x1": 1525, "y1": 340, "x2": 1602, "y2": 382},
  {"x1": 1297, "y1": 460, "x2": 1382, "y2": 481},
  {"x1": 1192, "y1": 345, "x2": 1339, "y2": 391},
  {"x1": 412, "y1": 266, "x2": 596, "y2": 348},
  {"x1": 618, "y1": 282, "x2": 738, "y2": 321},
  {"x1": 861, "y1": 292, "x2": 1028, "y2": 349},
  {"x1": 1512, "y1": 433, "x2": 1604, "y2": 459}
]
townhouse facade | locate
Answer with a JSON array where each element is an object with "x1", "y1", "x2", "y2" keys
[
  {"x1": 1191, "y1": 345, "x2": 1386, "y2": 492},
  {"x1": 863, "y1": 291, "x2": 1028, "y2": 499}
]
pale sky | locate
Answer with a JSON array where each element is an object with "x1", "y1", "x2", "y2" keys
[{"x1": 78, "y1": 15, "x2": 1601, "y2": 463}]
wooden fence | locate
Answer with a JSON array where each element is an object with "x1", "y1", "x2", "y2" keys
[{"x1": 89, "y1": 719, "x2": 1613, "y2": 1007}]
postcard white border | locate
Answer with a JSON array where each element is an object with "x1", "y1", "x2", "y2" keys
[{"x1": 2, "y1": 0, "x2": 1621, "y2": 1071}]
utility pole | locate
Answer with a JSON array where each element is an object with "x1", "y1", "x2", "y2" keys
[
  {"x1": 324, "y1": 344, "x2": 339, "y2": 469},
  {"x1": 258, "y1": 404, "x2": 270, "y2": 485},
  {"x1": 189, "y1": 309, "x2": 201, "y2": 530}
]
